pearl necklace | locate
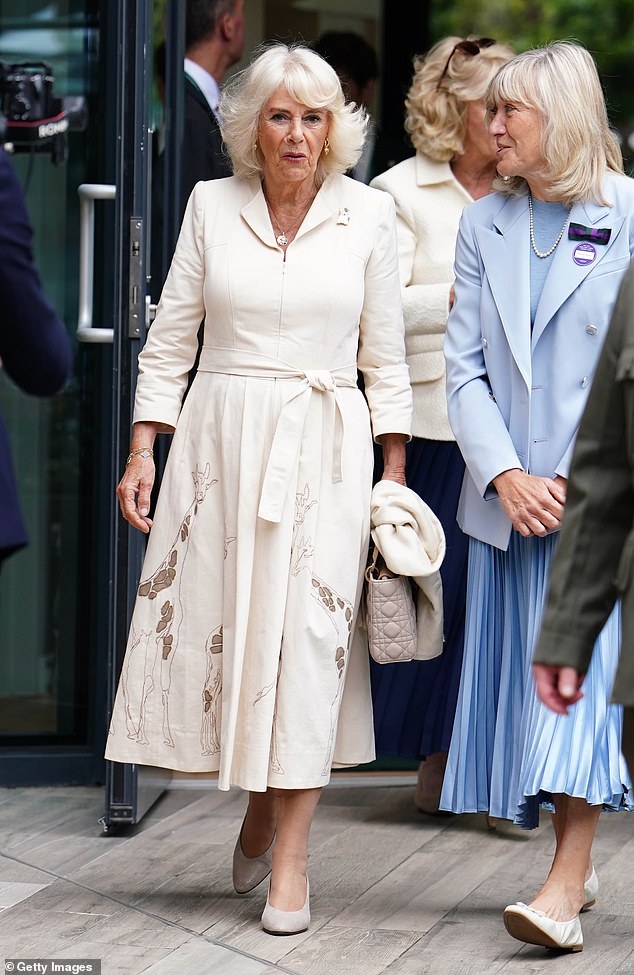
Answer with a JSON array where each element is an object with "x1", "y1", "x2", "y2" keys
[{"x1": 528, "y1": 193, "x2": 569, "y2": 259}]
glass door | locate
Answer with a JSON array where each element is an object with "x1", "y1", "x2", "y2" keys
[
  {"x1": 0, "y1": 0, "x2": 106, "y2": 783},
  {"x1": 0, "y1": 0, "x2": 162, "y2": 812}
]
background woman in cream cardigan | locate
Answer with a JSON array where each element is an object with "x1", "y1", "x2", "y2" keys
[{"x1": 370, "y1": 36, "x2": 513, "y2": 813}]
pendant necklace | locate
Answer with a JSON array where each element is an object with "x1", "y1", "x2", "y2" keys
[
  {"x1": 528, "y1": 193, "x2": 569, "y2": 259},
  {"x1": 269, "y1": 207, "x2": 306, "y2": 248},
  {"x1": 265, "y1": 192, "x2": 316, "y2": 248}
]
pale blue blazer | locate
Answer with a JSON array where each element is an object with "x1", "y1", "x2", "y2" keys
[{"x1": 444, "y1": 170, "x2": 634, "y2": 551}]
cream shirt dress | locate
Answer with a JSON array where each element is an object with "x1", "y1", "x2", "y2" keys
[{"x1": 105, "y1": 173, "x2": 412, "y2": 791}]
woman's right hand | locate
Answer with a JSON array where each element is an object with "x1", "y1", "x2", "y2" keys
[
  {"x1": 492, "y1": 468, "x2": 566, "y2": 536},
  {"x1": 117, "y1": 422, "x2": 160, "y2": 532},
  {"x1": 116, "y1": 453, "x2": 155, "y2": 533}
]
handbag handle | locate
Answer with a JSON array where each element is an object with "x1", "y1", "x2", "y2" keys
[{"x1": 365, "y1": 545, "x2": 397, "y2": 582}]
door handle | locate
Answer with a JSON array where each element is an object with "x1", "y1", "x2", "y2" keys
[{"x1": 77, "y1": 183, "x2": 116, "y2": 343}]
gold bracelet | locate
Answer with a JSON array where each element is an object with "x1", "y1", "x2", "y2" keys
[{"x1": 126, "y1": 447, "x2": 154, "y2": 466}]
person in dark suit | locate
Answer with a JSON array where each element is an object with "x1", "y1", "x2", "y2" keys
[
  {"x1": 152, "y1": 0, "x2": 245, "y2": 296},
  {"x1": 0, "y1": 147, "x2": 72, "y2": 566},
  {"x1": 180, "y1": 0, "x2": 245, "y2": 201},
  {"x1": 534, "y1": 261, "x2": 634, "y2": 778}
]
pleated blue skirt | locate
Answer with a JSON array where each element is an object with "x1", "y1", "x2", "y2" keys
[
  {"x1": 439, "y1": 531, "x2": 633, "y2": 828},
  {"x1": 370, "y1": 438, "x2": 469, "y2": 758}
]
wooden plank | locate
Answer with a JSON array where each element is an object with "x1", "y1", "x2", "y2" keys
[
  {"x1": 0, "y1": 881, "x2": 50, "y2": 909},
  {"x1": 141, "y1": 939, "x2": 285, "y2": 975}
]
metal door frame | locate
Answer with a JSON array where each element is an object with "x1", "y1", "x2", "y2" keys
[{"x1": 102, "y1": 0, "x2": 170, "y2": 831}]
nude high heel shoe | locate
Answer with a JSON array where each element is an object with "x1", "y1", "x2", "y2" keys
[
  {"x1": 261, "y1": 878, "x2": 310, "y2": 935},
  {"x1": 232, "y1": 822, "x2": 274, "y2": 894}
]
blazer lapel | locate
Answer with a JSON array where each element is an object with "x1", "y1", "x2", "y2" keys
[
  {"x1": 240, "y1": 181, "x2": 278, "y2": 248},
  {"x1": 240, "y1": 174, "x2": 343, "y2": 249},
  {"x1": 532, "y1": 198, "x2": 624, "y2": 345},
  {"x1": 475, "y1": 195, "x2": 532, "y2": 387},
  {"x1": 295, "y1": 173, "x2": 344, "y2": 240}
]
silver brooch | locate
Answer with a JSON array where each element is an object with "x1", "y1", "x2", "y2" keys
[{"x1": 336, "y1": 207, "x2": 350, "y2": 226}]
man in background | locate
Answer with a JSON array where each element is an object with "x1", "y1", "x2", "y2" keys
[
  {"x1": 152, "y1": 0, "x2": 245, "y2": 295},
  {"x1": 180, "y1": 0, "x2": 245, "y2": 201}
]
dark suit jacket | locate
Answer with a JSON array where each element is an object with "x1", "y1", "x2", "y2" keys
[
  {"x1": 534, "y1": 261, "x2": 634, "y2": 706},
  {"x1": 0, "y1": 149, "x2": 72, "y2": 560},
  {"x1": 180, "y1": 75, "x2": 231, "y2": 209},
  {"x1": 151, "y1": 75, "x2": 232, "y2": 299}
]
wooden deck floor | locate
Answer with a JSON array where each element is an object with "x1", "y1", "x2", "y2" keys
[{"x1": 0, "y1": 778, "x2": 633, "y2": 974}]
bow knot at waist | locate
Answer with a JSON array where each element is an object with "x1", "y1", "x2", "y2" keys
[
  {"x1": 198, "y1": 347, "x2": 358, "y2": 522},
  {"x1": 304, "y1": 370, "x2": 336, "y2": 392}
]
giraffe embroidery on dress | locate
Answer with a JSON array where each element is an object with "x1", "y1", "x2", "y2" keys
[
  {"x1": 310, "y1": 575, "x2": 354, "y2": 775},
  {"x1": 291, "y1": 482, "x2": 317, "y2": 575},
  {"x1": 115, "y1": 625, "x2": 154, "y2": 743},
  {"x1": 253, "y1": 672, "x2": 283, "y2": 774},
  {"x1": 120, "y1": 463, "x2": 217, "y2": 748},
  {"x1": 201, "y1": 624, "x2": 223, "y2": 756},
  {"x1": 262, "y1": 482, "x2": 320, "y2": 771}
]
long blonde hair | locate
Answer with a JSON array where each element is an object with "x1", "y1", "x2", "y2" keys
[{"x1": 486, "y1": 41, "x2": 623, "y2": 205}]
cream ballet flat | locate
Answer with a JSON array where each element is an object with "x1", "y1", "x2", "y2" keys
[
  {"x1": 503, "y1": 902, "x2": 583, "y2": 952},
  {"x1": 261, "y1": 878, "x2": 310, "y2": 935},
  {"x1": 582, "y1": 866, "x2": 599, "y2": 911},
  {"x1": 232, "y1": 824, "x2": 274, "y2": 894}
]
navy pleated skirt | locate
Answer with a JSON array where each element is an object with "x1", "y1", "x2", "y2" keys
[{"x1": 370, "y1": 438, "x2": 469, "y2": 758}]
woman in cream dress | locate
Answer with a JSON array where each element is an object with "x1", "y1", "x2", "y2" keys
[{"x1": 106, "y1": 44, "x2": 411, "y2": 934}]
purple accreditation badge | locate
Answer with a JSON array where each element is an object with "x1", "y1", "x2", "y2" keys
[{"x1": 573, "y1": 241, "x2": 597, "y2": 266}]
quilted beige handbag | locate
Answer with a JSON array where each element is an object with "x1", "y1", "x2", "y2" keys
[{"x1": 365, "y1": 546, "x2": 417, "y2": 664}]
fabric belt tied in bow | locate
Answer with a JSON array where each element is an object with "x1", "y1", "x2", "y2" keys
[{"x1": 197, "y1": 346, "x2": 358, "y2": 523}]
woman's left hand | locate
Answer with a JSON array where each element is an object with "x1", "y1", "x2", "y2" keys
[
  {"x1": 378, "y1": 432, "x2": 407, "y2": 486},
  {"x1": 493, "y1": 468, "x2": 566, "y2": 536}
]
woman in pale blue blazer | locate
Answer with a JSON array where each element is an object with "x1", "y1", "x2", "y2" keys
[{"x1": 442, "y1": 42, "x2": 634, "y2": 953}]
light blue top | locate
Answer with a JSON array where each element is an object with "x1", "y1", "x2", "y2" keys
[{"x1": 530, "y1": 198, "x2": 570, "y2": 323}]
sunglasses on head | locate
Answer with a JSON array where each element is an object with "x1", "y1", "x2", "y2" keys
[{"x1": 436, "y1": 37, "x2": 496, "y2": 92}]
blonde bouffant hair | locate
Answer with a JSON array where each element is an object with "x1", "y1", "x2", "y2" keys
[
  {"x1": 220, "y1": 43, "x2": 368, "y2": 185},
  {"x1": 406, "y1": 36, "x2": 514, "y2": 162},
  {"x1": 486, "y1": 41, "x2": 623, "y2": 205}
]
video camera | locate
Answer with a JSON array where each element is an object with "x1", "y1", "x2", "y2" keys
[{"x1": 0, "y1": 61, "x2": 87, "y2": 164}]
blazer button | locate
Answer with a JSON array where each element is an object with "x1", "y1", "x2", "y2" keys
[
  {"x1": 585, "y1": 324, "x2": 598, "y2": 335},
  {"x1": 482, "y1": 336, "x2": 488, "y2": 347},
  {"x1": 581, "y1": 376, "x2": 590, "y2": 388}
]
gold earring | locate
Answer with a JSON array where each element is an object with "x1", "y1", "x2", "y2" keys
[
  {"x1": 253, "y1": 142, "x2": 258, "y2": 153},
  {"x1": 323, "y1": 138, "x2": 330, "y2": 156}
]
